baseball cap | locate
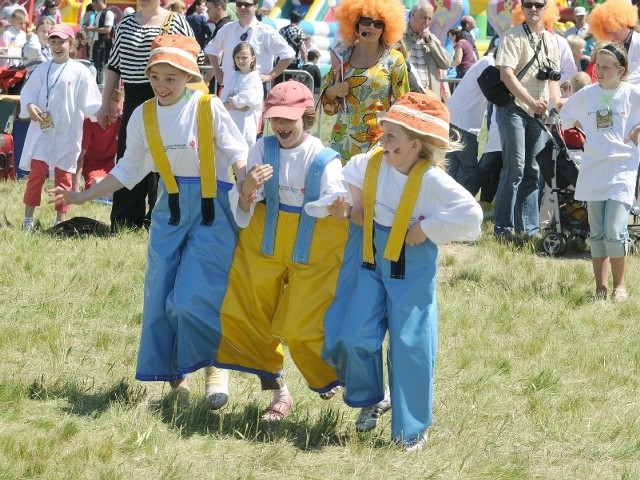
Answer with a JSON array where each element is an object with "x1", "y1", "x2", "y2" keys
[
  {"x1": 48, "y1": 24, "x2": 75, "y2": 39},
  {"x1": 263, "y1": 80, "x2": 315, "y2": 120},
  {"x1": 573, "y1": 6, "x2": 587, "y2": 17}
]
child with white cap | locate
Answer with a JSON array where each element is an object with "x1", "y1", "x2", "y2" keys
[
  {"x1": 49, "y1": 34, "x2": 248, "y2": 407},
  {"x1": 216, "y1": 80, "x2": 350, "y2": 421},
  {"x1": 20, "y1": 24, "x2": 102, "y2": 231},
  {"x1": 324, "y1": 91, "x2": 483, "y2": 451}
]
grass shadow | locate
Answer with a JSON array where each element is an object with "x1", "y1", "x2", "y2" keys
[
  {"x1": 27, "y1": 376, "x2": 147, "y2": 417},
  {"x1": 155, "y1": 395, "x2": 358, "y2": 451}
]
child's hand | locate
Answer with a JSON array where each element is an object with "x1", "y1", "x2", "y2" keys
[
  {"x1": 327, "y1": 195, "x2": 349, "y2": 219},
  {"x1": 350, "y1": 206, "x2": 364, "y2": 226},
  {"x1": 26, "y1": 103, "x2": 44, "y2": 122},
  {"x1": 242, "y1": 164, "x2": 273, "y2": 196},
  {"x1": 47, "y1": 186, "x2": 84, "y2": 206},
  {"x1": 405, "y1": 222, "x2": 427, "y2": 247},
  {"x1": 627, "y1": 124, "x2": 640, "y2": 146}
]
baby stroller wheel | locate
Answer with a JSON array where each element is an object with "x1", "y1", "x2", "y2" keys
[{"x1": 542, "y1": 231, "x2": 568, "y2": 256}]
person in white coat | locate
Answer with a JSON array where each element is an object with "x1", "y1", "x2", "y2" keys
[{"x1": 20, "y1": 24, "x2": 102, "y2": 231}]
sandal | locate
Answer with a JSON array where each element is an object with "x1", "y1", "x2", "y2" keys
[
  {"x1": 319, "y1": 385, "x2": 342, "y2": 400},
  {"x1": 612, "y1": 288, "x2": 629, "y2": 303},
  {"x1": 261, "y1": 392, "x2": 293, "y2": 421}
]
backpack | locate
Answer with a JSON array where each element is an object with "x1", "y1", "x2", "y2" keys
[{"x1": 0, "y1": 132, "x2": 14, "y2": 180}]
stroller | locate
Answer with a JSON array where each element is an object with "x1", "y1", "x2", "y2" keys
[{"x1": 535, "y1": 114, "x2": 588, "y2": 255}]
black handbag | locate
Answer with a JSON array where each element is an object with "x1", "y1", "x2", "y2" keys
[
  {"x1": 477, "y1": 37, "x2": 543, "y2": 106},
  {"x1": 477, "y1": 65, "x2": 512, "y2": 106}
]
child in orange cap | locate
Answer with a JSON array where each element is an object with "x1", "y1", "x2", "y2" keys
[
  {"x1": 50, "y1": 34, "x2": 249, "y2": 408},
  {"x1": 216, "y1": 80, "x2": 350, "y2": 421},
  {"x1": 324, "y1": 92, "x2": 483, "y2": 451},
  {"x1": 20, "y1": 23, "x2": 102, "y2": 231}
]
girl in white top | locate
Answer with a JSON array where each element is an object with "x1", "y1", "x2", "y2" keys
[
  {"x1": 560, "y1": 43, "x2": 640, "y2": 301},
  {"x1": 324, "y1": 92, "x2": 482, "y2": 451},
  {"x1": 220, "y1": 41, "x2": 263, "y2": 148},
  {"x1": 20, "y1": 24, "x2": 101, "y2": 230}
]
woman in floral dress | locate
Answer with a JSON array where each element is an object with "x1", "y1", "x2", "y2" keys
[{"x1": 321, "y1": 0, "x2": 409, "y2": 162}]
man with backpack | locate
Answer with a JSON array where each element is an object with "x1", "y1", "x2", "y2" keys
[{"x1": 86, "y1": 0, "x2": 114, "y2": 85}]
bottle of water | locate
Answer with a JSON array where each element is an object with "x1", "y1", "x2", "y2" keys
[{"x1": 88, "y1": 62, "x2": 97, "y2": 81}]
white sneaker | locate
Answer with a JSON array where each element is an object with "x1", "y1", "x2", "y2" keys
[
  {"x1": 22, "y1": 217, "x2": 34, "y2": 232},
  {"x1": 355, "y1": 386, "x2": 391, "y2": 432},
  {"x1": 401, "y1": 433, "x2": 428, "y2": 452}
]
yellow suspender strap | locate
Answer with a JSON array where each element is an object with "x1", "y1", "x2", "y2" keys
[
  {"x1": 143, "y1": 99, "x2": 181, "y2": 225},
  {"x1": 197, "y1": 94, "x2": 216, "y2": 199},
  {"x1": 142, "y1": 99, "x2": 179, "y2": 194},
  {"x1": 141, "y1": 94, "x2": 218, "y2": 226},
  {"x1": 362, "y1": 147, "x2": 383, "y2": 266},
  {"x1": 384, "y1": 160, "x2": 430, "y2": 262}
]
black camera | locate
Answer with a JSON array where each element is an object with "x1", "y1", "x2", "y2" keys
[{"x1": 536, "y1": 66, "x2": 561, "y2": 81}]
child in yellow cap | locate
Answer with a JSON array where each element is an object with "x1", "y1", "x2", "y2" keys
[{"x1": 49, "y1": 34, "x2": 248, "y2": 407}]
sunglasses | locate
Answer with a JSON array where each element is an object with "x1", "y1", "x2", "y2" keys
[
  {"x1": 240, "y1": 27, "x2": 252, "y2": 41},
  {"x1": 236, "y1": 1, "x2": 255, "y2": 8},
  {"x1": 358, "y1": 17, "x2": 385, "y2": 30},
  {"x1": 522, "y1": 2, "x2": 546, "y2": 9}
]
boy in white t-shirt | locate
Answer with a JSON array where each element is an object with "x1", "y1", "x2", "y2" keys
[{"x1": 0, "y1": 9, "x2": 27, "y2": 66}]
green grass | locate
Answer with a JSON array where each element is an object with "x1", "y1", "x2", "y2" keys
[{"x1": 1, "y1": 179, "x2": 639, "y2": 479}]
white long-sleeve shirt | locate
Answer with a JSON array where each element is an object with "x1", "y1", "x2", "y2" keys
[
  {"x1": 343, "y1": 151, "x2": 483, "y2": 245},
  {"x1": 110, "y1": 90, "x2": 248, "y2": 188}
]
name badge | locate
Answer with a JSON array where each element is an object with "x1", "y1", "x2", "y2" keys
[
  {"x1": 39, "y1": 111, "x2": 54, "y2": 131},
  {"x1": 596, "y1": 108, "x2": 613, "y2": 130}
]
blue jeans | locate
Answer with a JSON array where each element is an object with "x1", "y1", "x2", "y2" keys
[
  {"x1": 494, "y1": 101, "x2": 545, "y2": 236},
  {"x1": 445, "y1": 126, "x2": 479, "y2": 193},
  {"x1": 586, "y1": 200, "x2": 630, "y2": 258}
]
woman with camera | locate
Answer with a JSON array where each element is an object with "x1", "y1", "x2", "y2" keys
[{"x1": 492, "y1": 0, "x2": 561, "y2": 239}]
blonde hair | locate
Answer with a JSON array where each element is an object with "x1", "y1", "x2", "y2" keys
[
  {"x1": 570, "y1": 72, "x2": 591, "y2": 93},
  {"x1": 111, "y1": 89, "x2": 124, "y2": 103},
  {"x1": 566, "y1": 34, "x2": 585, "y2": 52},
  {"x1": 402, "y1": 129, "x2": 461, "y2": 169}
]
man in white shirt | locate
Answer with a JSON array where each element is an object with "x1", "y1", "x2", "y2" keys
[
  {"x1": 85, "y1": 0, "x2": 114, "y2": 84},
  {"x1": 203, "y1": 0, "x2": 294, "y2": 96},
  {"x1": 445, "y1": 52, "x2": 495, "y2": 192}
]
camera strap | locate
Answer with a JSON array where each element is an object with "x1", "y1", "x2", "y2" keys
[{"x1": 516, "y1": 22, "x2": 544, "y2": 80}]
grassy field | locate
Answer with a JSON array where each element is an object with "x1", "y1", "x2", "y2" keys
[{"x1": 1, "y1": 178, "x2": 639, "y2": 480}]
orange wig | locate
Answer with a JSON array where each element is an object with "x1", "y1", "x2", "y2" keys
[
  {"x1": 334, "y1": 0, "x2": 407, "y2": 47},
  {"x1": 511, "y1": 2, "x2": 560, "y2": 31},
  {"x1": 587, "y1": 0, "x2": 638, "y2": 41}
]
